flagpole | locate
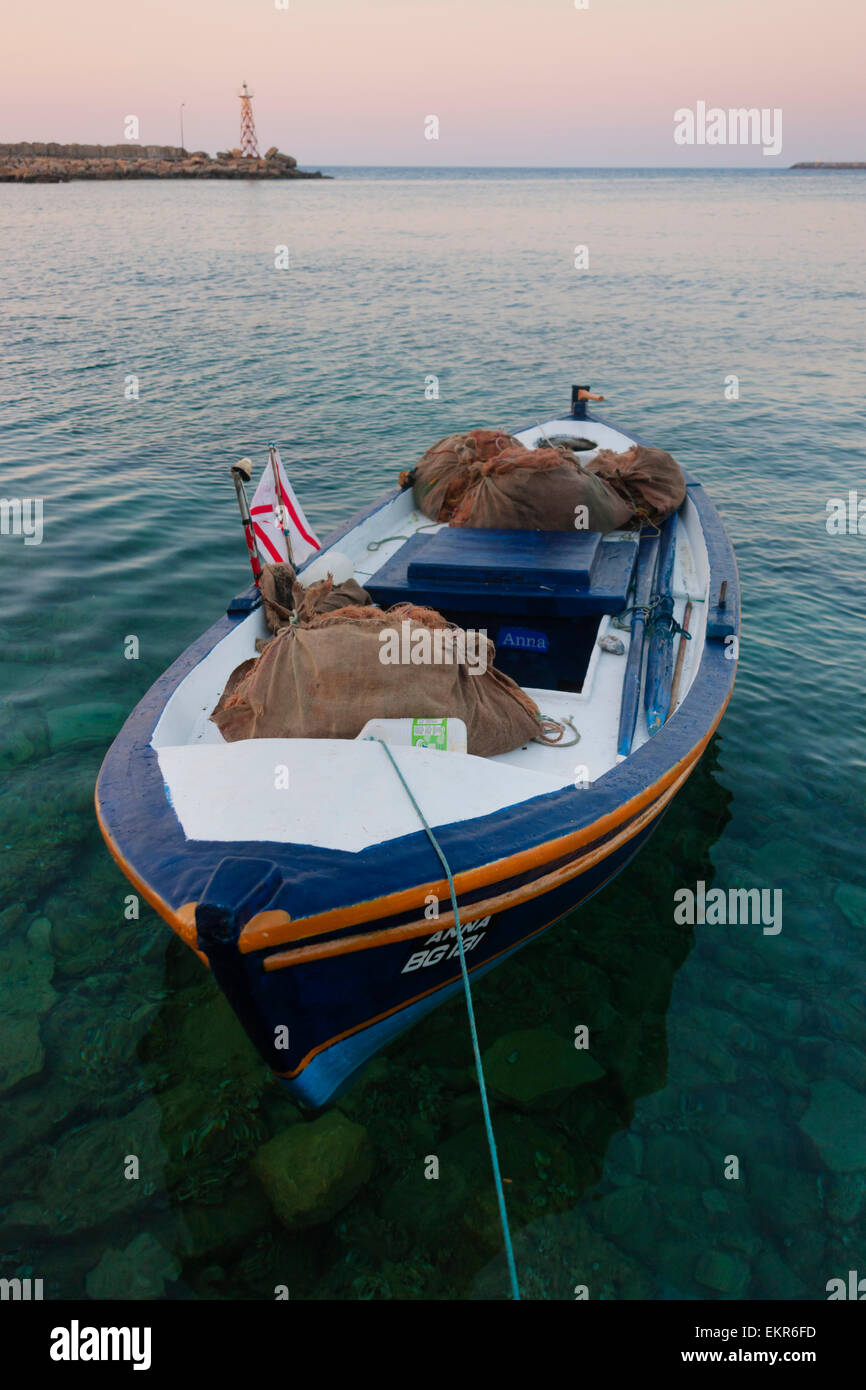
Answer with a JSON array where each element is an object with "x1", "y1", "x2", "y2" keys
[
  {"x1": 230, "y1": 458, "x2": 263, "y2": 586},
  {"x1": 268, "y1": 441, "x2": 295, "y2": 568}
]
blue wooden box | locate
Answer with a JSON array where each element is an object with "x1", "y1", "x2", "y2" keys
[{"x1": 367, "y1": 529, "x2": 637, "y2": 689}]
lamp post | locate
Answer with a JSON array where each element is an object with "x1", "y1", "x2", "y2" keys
[{"x1": 179, "y1": 103, "x2": 186, "y2": 154}]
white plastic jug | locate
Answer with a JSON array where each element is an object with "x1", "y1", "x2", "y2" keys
[{"x1": 356, "y1": 717, "x2": 468, "y2": 753}]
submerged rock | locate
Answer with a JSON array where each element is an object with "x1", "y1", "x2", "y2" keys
[
  {"x1": 0, "y1": 1074, "x2": 76, "y2": 1170},
  {"x1": 176, "y1": 988, "x2": 268, "y2": 1091},
  {"x1": 0, "y1": 904, "x2": 27, "y2": 943},
  {"x1": 160, "y1": 1071, "x2": 265, "y2": 1179},
  {"x1": 799, "y1": 1080, "x2": 866, "y2": 1173},
  {"x1": 0, "y1": 1199, "x2": 52, "y2": 1241},
  {"x1": 645, "y1": 1132, "x2": 711, "y2": 1188},
  {"x1": 701, "y1": 1188, "x2": 730, "y2": 1216},
  {"x1": 85, "y1": 1234, "x2": 180, "y2": 1300},
  {"x1": 753, "y1": 1246, "x2": 807, "y2": 1300},
  {"x1": 604, "y1": 1130, "x2": 644, "y2": 1183},
  {"x1": 482, "y1": 1028, "x2": 604, "y2": 1110},
  {"x1": 833, "y1": 883, "x2": 866, "y2": 929},
  {"x1": 596, "y1": 1182, "x2": 650, "y2": 1240},
  {"x1": 823, "y1": 1171, "x2": 866, "y2": 1225},
  {"x1": 472, "y1": 1207, "x2": 654, "y2": 1300},
  {"x1": 45, "y1": 703, "x2": 125, "y2": 753},
  {"x1": 1, "y1": 1017, "x2": 46, "y2": 1095},
  {"x1": 0, "y1": 935, "x2": 58, "y2": 1093},
  {"x1": 252, "y1": 1111, "x2": 373, "y2": 1230},
  {"x1": 0, "y1": 718, "x2": 49, "y2": 768},
  {"x1": 39, "y1": 1099, "x2": 164, "y2": 1234},
  {"x1": 782, "y1": 1224, "x2": 826, "y2": 1284},
  {"x1": 749, "y1": 1165, "x2": 822, "y2": 1234},
  {"x1": 694, "y1": 1249, "x2": 750, "y2": 1297},
  {"x1": 177, "y1": 1182, "x2": 271, "y2": 1260},
  {"x1": 27, "y1": 917, "x2": 53, "y2": 949},
  {"x1": 384, "y1": 1112, "x2": 588, "y2": 1248}
]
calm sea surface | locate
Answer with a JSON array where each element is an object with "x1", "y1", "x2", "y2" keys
[{"x1": 0, "y1": 168, "x2": 864, "y2": 1300}]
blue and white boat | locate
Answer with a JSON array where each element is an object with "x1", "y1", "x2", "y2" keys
[{"x1": 96, "y1": 390, "x2": 739, "y2": 1108}]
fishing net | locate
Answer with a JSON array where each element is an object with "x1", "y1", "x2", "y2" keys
[
  {"x1": 403, "y1": 429, "x2": 523, "y2": 522},
  {"x1": 583, "y1": 445, "x2": 686, "y2": 527},
  {"x1": 211, "y1": 602, "x2": 543, "y2": 756},
  {"x1": 449, "y1": 445, "x2": 633, "y2": 533}
]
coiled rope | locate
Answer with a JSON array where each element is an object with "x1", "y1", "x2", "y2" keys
[
  {"x1": 375, "y1": 738, "x2": 521, "y2": 1301},
  {"x1": 367, "y1": 522, "x2": 442, "y2": 552}
]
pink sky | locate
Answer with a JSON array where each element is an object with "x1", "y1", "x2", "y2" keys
[{"x1": 3, "y1": 0, "x2": 864, "y2": 164}]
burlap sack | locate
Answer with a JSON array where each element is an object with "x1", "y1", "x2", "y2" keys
[
  {"x1": 449, "y1": 445, "x2": 633, "y2": 533},
  {"x1": 211, "y1": 603, "x2": 542, "y2": 756},
  {"x1": 259, "y1": 562, "x2": 372, "y2": 632},
  {"x1": 292, "y1": 575, "x2": 372, "y2": 622},
  {"x1": 584, "y1": 446, "x2": 686, "y2": 526},
  {"x1": 259, "y1": 563, "x2": 296, "y2": 632},
  {"x1": 405, "y1": 429, "x2": 524, "y2": 522}
]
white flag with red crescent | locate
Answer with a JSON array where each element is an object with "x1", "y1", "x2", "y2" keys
[{"x1": 249, "y1": 448, "x2": 321, "y2": 567}]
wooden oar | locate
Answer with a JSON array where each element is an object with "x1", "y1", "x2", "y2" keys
[
  {"x1": 667, "y1": 599, "x2": 693, "y2": 720},
  {"x1": 616, "y1": 528, "x2": 661, "y2": 758},
  {"x1": 644, "y1": 514, "x2": 679, "y2": 735}
]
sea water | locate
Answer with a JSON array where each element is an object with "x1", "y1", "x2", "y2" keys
[{"x1": 0, "y1": 168, "x2": 864, "y2": 1300}]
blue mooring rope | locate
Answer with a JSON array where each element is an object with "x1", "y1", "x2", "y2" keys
[{"x1": 375, "y1": 739, "x2": 521, "y2": 1301}]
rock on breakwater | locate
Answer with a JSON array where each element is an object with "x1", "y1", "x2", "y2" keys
[{"x1": 0, "y1": 142, "x2": 329, "y2": 182}]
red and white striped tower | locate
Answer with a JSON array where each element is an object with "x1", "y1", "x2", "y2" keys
[{"x1": 238, "y1": 82, "x2": 260, "y2": 159}]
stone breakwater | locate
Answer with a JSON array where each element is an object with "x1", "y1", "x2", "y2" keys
[{"x1": 0, "y1": 142, "x2": 329, "y2": 182}]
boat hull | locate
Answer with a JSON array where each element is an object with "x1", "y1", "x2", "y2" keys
[
  {"x1": 95, "y1": 408, "x2": 740, "y2": 1110},
  {"x1": 263, "y1": 818, "x2": 659, "y2": 1106}
]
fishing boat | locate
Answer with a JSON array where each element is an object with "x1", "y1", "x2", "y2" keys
[{"x1": 96, "y1": 389, "x2": 739, "y2": 1108}]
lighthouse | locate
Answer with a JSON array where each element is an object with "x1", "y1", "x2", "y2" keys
[{"x1": 238, "y1": 82, "x2": 260, "y2": 159}]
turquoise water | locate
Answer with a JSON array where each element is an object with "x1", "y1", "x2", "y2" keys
[{"x1": 1, "y1": 169, "x2": 864, "y2": 1300}]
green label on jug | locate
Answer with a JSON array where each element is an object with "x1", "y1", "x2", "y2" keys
[{"x1": 411, "y1": 718, "x2": 448, "y2": 750}]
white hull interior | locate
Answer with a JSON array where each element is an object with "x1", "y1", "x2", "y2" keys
[{"x1": 153, "y1": 418, "x2": 709, "y2": 852}]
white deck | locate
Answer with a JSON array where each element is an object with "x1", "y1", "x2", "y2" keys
[{"x1": 153, "y1": 418, "x2": 708, "y2": 852}]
